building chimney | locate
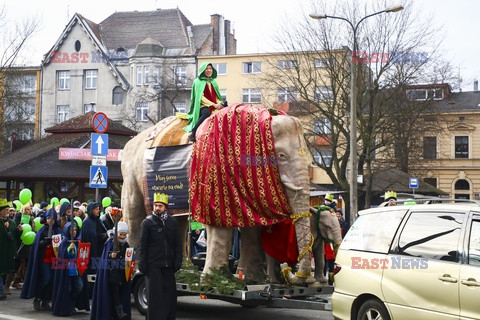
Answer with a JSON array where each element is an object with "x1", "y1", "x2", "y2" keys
[
  {"x1": 210, "y1": 14, "x2": 220, "y2": 54},
  {"x1": 474, "y1": 79, "x2": 478, "y2": 92}
]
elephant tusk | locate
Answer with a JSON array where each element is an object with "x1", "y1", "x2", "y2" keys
[{"x1": 280, "y1": 174, "x2": 304, "y2": 191}]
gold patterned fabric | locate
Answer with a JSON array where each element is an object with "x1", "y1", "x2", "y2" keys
[{"x1": 190, "y1": 104, "x2": 291, "y2": 227}]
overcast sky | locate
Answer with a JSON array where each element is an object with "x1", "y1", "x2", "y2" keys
[{"x1": 4, "y1": 0, "x2": 480, "y2": 91}]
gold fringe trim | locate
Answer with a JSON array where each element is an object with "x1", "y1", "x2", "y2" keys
[
  {"x1": 297, "y1": 234, "x2": 314, "y2": 262},
  {"x1": 290, "y1": 212, "x2": 311, "y2": 223},
  {"x1": 280, "y1": 266, "x2": 293, "y2": 285},
  {"x1": 294, "y1": 271, "x2": 311, "y2": 279}
]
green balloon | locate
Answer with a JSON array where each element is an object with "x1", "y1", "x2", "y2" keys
[
  {"x1": 21, "y1": 214, "x2": 31, "y2": 225},
  {"x1": 21, "y1": 224, "x2": 32, "y2": 239},
  {"x1": 34, "y1": 217, "x2": 42, "y2": 231},
  {"x1": 19, "y1": 188, "x2": 32, "y2": 205},
  {"x1": 74, "y1": 216, "x2": 83, "y2": 229},
  {"x1": 13, "y1": 200, "x2": 21, "y2": 211},
  {"x1": 22, "y1": 231, "x2": 36, "y2": 245},
  {"x1": 60, "y1": 198, "x2": 69, "y2": 204},
  {"x1": 50, "y1": 197, "x2": 59, "y2": 207},
  {"x1": 102, "y1": 197, "x2": 112, "y2": 207}
]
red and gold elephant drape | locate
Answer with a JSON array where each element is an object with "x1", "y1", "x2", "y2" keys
[{"x1": 190, "y1": 104, "x2": 291, "y2": 227}]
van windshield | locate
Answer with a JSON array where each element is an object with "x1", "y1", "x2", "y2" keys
[{"x1": 341, "y1": 209, "x2": 406, "y2": 253}]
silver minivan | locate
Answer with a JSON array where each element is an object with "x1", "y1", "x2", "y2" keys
[{"x1": 332, "y1": 202, "x2": 480, "y2": 320}]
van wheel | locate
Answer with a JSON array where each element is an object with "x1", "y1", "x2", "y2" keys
[
  {"x1": 133, "y1": 276, "x2": 148, "y2": 315},
  {"x1": 357, "y1": 299, "x2": 391, "y2": 320}
]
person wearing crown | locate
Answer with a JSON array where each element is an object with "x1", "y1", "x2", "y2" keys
[
  {"x1": 383, "y1": 191, "x2": 397, "y2": 206},
  {"x1": 138, "y1": 193, "x2": 182, "y2": 320}
]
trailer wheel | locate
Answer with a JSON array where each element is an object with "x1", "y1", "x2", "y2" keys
[{"x1": 133, "y1": 275, "x2": 148, "y2": 315}]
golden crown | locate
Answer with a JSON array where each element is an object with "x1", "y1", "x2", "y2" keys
[
  {"x1": 384, "y1": 190, "x2": 397, "y2": 200},
  {"x1": 153, "y1": 193, "x2": 168, "y2": 205}
]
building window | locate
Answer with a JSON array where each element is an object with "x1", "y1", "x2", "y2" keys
[
  {"x1": 423, "y1": 136, "x2": 437, "y2": 159},
  {"x1": 242, "y1": 62, "x2": 261, "y2": 74},
  {"x1": 314, "y1": 86, "x2": 333, "y2": 102},
  {"x1": 423, "y1": 178, "x2": 437, "y2": 188},
  {"x1": 136, "y1": 66, "x2": 142, "y2": 86},
  {"x1": 85, "y1": 70, "x2": 98, "y2": 89},
  {"x1": 313, "y1": 118, "x2": 331, "y2": 134},
  {"x1": 57, "y1": 105, "x2": 69, "y2": 123},
  {"x1": 242, "y1": 88, "x2": 261, "y2": 103},
  {"x1": 455, "y1": 179, "x2": 470, "y2": 190},
  {"x1": 219, "y1": 89, "x2": 227, "y2": 102},
  {"x1": 135, "y1": 100, "x2": 148, "y2": 121},
  {"x1": 277, "y1": 88, "x2": 297, "y2": 103},
  {"x1": 18, "y1": 128, "x2": 34, "y2": 140},
  {"x1": 212, "y1": 63, "x2": 227, "y2": 75},
  {"x1": 174, "y1": 66, "x2": 187, "y2": 85},
  {"x1": 173, "y1": 102, "x2": 186, "y2": 114},
  {"x1": 312, "y1": 150, "x2": 332, "y2": 167},
  {"x1": 277, "y1": 60, "x2": 298, "y2": 69},
  {"x1": 84, "y1": 103, "x2": 96, "y2": 113},
  {"x1": 455, "y1": 136, "x2": 469, "y2": 158},
  {"x1": 153, "y1": 67, "x2": 160, "y2": 85},
  {"x1": 112, "y1": 86, "x2": 125, "y2": 105},
  {"x1": 454, "y1": 179, "x2": 470, "y2": 200},
  {"x1": 19, "y1": 75, "x2": 36, "y2": 94},
  {"x1": 144, "y1": 66, "x2": 150, "y2": 84},
  {"x1": 58, "y1": 71, "x2": 70, "y2": 90},
  {"x1": 314, "y1": 58, "x2": 332, "y2": 68},
  {"x1": 407, "y1": 88, "x2": 444, "y2": 101}
]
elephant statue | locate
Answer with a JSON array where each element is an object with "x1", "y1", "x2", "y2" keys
[{"x1": 121, "y1": 104, "x2": 316, "y2": 284}]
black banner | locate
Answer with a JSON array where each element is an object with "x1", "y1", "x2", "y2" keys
[{"x1": 144, "y1": 144, "x2": 192, "y2": 210}]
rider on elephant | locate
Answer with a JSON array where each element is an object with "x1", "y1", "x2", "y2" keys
[{"x1": 184, "y1": 62, "x2": 225, "y2": 142}]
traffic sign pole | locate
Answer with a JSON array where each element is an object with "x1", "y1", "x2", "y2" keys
[{"x1": 91, "y1": 112, "x2": 109, "y2": 202}]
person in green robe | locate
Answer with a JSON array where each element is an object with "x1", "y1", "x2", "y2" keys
[
  {"x1": 184, "y1": 62, "x2": 225, "y2": 142},
  {"x1": 0, "y1": 199, "x2": 19, "y2": 300}
]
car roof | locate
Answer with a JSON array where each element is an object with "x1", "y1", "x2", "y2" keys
[{"x1": 358, "y1": 201, "x2": 480, "y2": 217}]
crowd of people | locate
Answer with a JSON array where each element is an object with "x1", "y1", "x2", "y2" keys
[{"x1": 0, "y1": 195, "x2": 139, "y2": 319}]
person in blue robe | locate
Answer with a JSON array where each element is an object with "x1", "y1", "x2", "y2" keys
[
  {"x1": 91, "y1": 221, "x2": 131, "y2": 320},
  {"x1": 20, "y1": 208, "x2": 62, "y2": 311},
  {"x1": 51, "y1": 221, "x2": 90, "y2": 316}
]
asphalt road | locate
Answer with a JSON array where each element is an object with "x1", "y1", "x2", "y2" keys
[{"x1": 0, "y1": 288, "x2": 334, "y2": 320}]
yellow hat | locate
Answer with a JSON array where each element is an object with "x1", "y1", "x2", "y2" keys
[
  {"x1": 384, "y1": 191, "x2": 397, "y2": 200},
  {"x1": 0, "y1": 198, "x2": 9, "y2": 210},
  {"x1": 153, "y1": 193, "x2": 168, "y2": 205},
  {"x1": 325, "y1": 193, "x2": 334, "y2": 201}
]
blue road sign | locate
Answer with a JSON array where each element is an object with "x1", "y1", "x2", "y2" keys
[
  {"x1": 409, "y1": 177, "x2": 419, "y2": 189},
  {"x1": 90, "y1": 165, "x2": 108, "y2": 188},
  {"x1": 91, "y1": 133, "x2": 108, "y2": 156}
]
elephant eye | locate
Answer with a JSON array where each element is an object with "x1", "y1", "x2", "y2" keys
[{"x1": 277, "y1": 153, "x2": 288, "y2": 161}]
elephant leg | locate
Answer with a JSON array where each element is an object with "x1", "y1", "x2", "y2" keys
[
  {"x1": 237, "y1": 226, "x2": 264, "y2": 283},
  {"x1": 121, "y1": 175, "x2": 145, "y2": 248},
  {"x1": 265, "y1": 255, "x2": 280, "y2": 283},
  {"x1": 203, "y1": 225, "x2": 233, "y2": 275},
  {"x1": 176, "y1": 215, "x2": 189, "y2": 260}
]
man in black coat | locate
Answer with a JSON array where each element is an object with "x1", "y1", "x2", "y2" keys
[{"x1": 139, "y1": 193, "x2": 182, "y2": 320}]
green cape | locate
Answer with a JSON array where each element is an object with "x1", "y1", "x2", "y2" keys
[{"x1": 184, "y1": 62, "x2": 223, "y2": 132}]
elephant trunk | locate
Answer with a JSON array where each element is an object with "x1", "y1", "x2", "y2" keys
[{"x1": 280, "y1": 186, "x2": 316, "y2": 285}]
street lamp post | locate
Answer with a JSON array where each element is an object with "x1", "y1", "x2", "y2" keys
[{"x1": 310, "y1": 5, "x2": 403, "y2": 226}]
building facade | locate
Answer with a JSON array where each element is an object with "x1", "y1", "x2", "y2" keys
[
  {"x1": 40, "y1": 9, "x2": 236, "y2": 136},
  {"x1": 0, "y1": 66, "x2": 41, "y2": 154},
  {"x1": 408, "y1": 83, "x2": 480, "y2": 199}
]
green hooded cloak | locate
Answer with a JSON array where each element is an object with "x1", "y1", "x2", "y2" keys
[{"x1": 184, "y1": 62, "x2": 223, "y2": 132}]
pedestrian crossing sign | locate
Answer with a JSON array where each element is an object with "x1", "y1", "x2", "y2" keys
[{"x1": 90, "y1": 165, "x2": 108, "y2": 188}]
